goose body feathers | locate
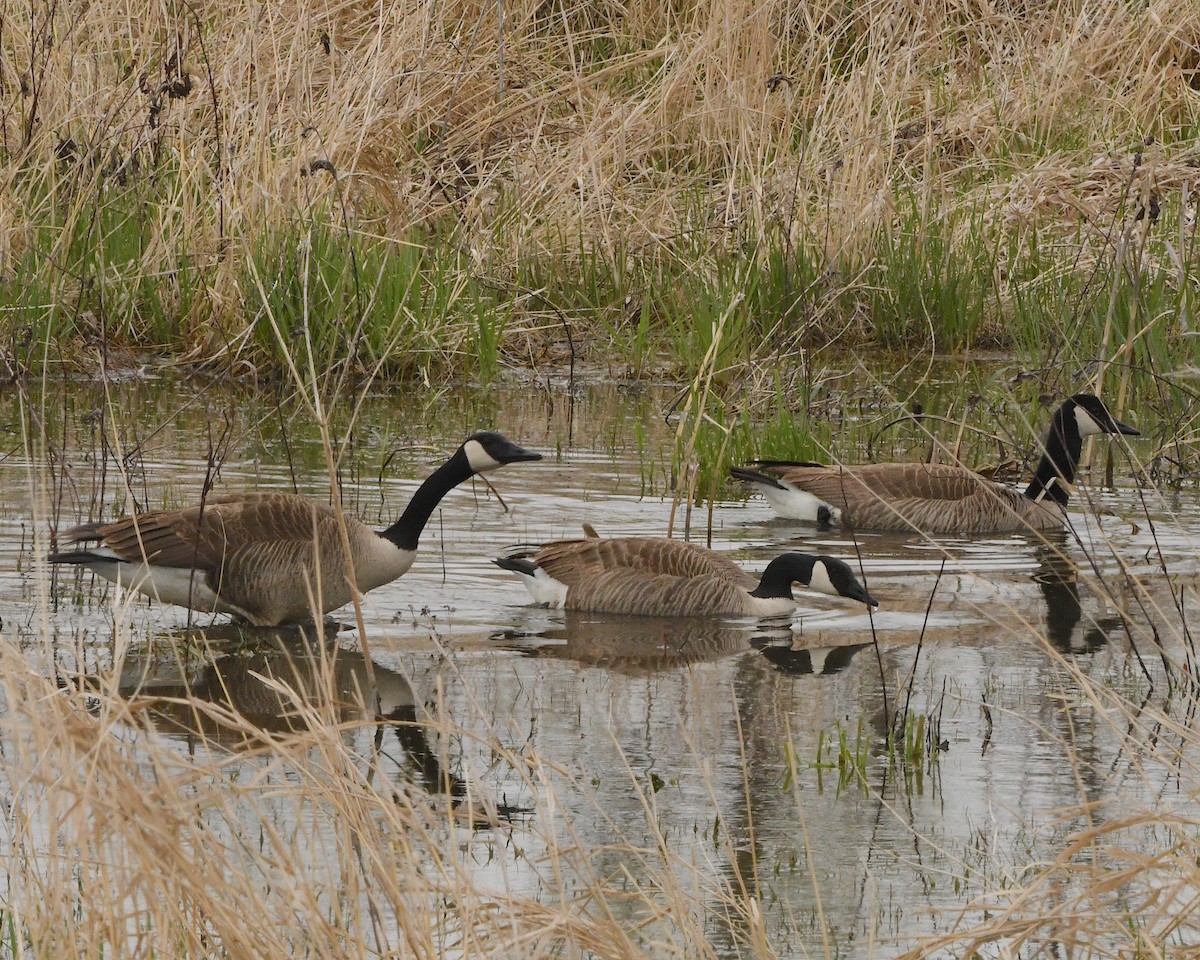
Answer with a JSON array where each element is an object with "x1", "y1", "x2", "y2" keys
[
  {"x1": 732, "y1": 461, "x2": 1062, "y2": 532},
  {"x1": 50, "y1": 431, "x2": 541, "y2": 625},
  {"x1": 496, "y1": 536, "x2": 877, "y2": 617},
  {"x1": 733, "y1": 394, "x2": 1139, "y2": 534}
]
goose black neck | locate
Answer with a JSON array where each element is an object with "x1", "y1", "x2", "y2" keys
[
  {"x1": 1023, "y1": 408, "x2": 1080, "y2": 507},
  {"x1": 380, "y1": 449, "x2": 473, "y2": 550},
  {"x1": 750, "y1": 555, "x2": 813, "y2": 599}
]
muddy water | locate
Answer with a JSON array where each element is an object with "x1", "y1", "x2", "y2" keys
[{"x1": 2, "y1": 373, "x2": 1198, "y2": 956}]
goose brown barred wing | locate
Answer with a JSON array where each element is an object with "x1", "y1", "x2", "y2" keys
[
  {"x1": 760, "y1": 463, "x2": 985, "y2": 505},
  {"x1": 559, "y1": 567, "x2": 759, "y2": 617},
  {"x1": 756, "y1": 463, "x2": 1062, "y2": 533},
  {"x1": 73, "y1": 493, "x2": 337, "y2": 570},
  {"x1": 844, "y1": 486, "x2": 1060, "y2": 533},
  {"x1": 532, "y1": 536, "x2": 756, "y2": 590}
]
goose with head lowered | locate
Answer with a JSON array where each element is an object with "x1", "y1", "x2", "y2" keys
[
  {"x1": 731, "y1": 394, "x2": 1139, "y2": 534},
  {"x1": 495, "y1": 535, "x2": 877, "y2": 617},
  {"x1": 49, "y1": 431, "x2": 542, "y2": 626}
]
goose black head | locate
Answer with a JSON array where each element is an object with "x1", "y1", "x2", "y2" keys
[
  {"x1": 461, "y1": 431, "x2": 543, "y2": 472},
  {"x1": 753, "y1": 553, "x2": 878, "y2": 607},
  {"x1": 381, "y1": 431, "x2": 541, "y2": 551},
  {"x1": 1066, "y1": 394, "x2": 1139, "y2": 438},
  {"x1": 809, "y1": 555, "x2": 879, "y2": 606},
  {"x1": 1024, "y1": 395, "x2": 1138, "y2": 507}
]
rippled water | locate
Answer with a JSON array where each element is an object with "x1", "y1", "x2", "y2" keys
[{"x1": 2, "y1": 373, "x2": 1198, "y2": 956}]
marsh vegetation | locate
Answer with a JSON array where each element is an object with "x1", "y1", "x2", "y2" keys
[
  {"x1": 0, "y1": 0, "x2": 1196, "y2": 385},
  {"x1": 2, "y1": 0, "x2": 1200, "y2": 957}
]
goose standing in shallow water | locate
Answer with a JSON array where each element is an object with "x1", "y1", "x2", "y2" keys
[
  {"x1": 50, "y1": 431, "x2": 542, "y2": 625},
  {"x1": 731, "y1": 394, "x2": 1140, "y2": 534},
  {"x1": 495, "y1": 536, "x2": 877, "y2": 617}
]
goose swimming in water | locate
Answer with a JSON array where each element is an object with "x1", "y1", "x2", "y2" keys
[
  {"x1": 495, "y1": 535, "x2": 877, "y2": 617},
  {"x1": 731, "y1": 394, "x2": 1139, "y2": 534},
  {"x1": 50, "y1": 431, "x2": 542, "y2": 625}
]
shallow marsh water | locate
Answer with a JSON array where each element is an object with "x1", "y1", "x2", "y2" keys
[{"x1": 2, "y1": 372, "x2": 1199, "y2": 957}]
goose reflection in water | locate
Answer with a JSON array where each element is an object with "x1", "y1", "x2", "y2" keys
[
  {"x1": 493, "y1": 610, "x2": 872, "y2": 677},
  {"x1": 110, "y1": 624, "x2": 465, "y2": 803},
  {"x1": 1032, "y1": 544, "x2": 1124, "y2": 655},
  {"x1": 750, "y1": 639, "x2": 872, "y2": 676}
]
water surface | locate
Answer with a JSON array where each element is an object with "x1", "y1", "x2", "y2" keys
[{"x1": 2, "y1": 373, "x2": 1196, "y2": 956}]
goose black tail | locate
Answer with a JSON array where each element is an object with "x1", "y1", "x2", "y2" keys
[
  {"x1": 47, "y1": 550, "x2": 107, "y2": 565},
  {"x1": 751, "y1": 459, "x2": 826, "y2": 469},
  {"x1": 493, "y1": 555, "x2": 539, "y2": 576},
  {"x1": 730, "y1": 466, "x2": 788, "y2": 490}
]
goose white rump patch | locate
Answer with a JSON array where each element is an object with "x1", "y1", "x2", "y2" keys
[
  {"x1": 515, "y1": 567, "x2": 569, "y2": 608},
  {"x1": 81, "y1": 547, "x2": 252, "y2": 619},
  {"x1": 760, "y1": 484, "x2": 841, "y2": 524}
]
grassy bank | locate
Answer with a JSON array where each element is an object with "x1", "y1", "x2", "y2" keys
[{"x1": 0, "y1": 0, "x2": 1197, "y2": 383}]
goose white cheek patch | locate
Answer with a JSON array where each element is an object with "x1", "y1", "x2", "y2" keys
[
  {"x1": 1074, "y1": 405, "x2": 1104, "y2": 437},
  {"x1": 806, "y1": 560, "x2": 837, "y2": 597},
  {"x1": 463, "y1": 439, "x2": 502, "y2": 472}
]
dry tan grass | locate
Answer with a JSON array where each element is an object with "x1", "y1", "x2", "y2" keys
[
  {"x1": 2, "y1": 0, "x2": 1197, "y2": 347},
  {"x1": 0, "y1": 638, "x2": 649, "y2": 958}
]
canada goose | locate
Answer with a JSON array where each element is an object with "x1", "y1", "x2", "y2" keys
[
  {"x1": 731, "y1": 394, "x2": 1139, "y2": 534},
  {"x1": 49, "y1": 431, "x2": 542, "y2": 626},
  {"x1": 495, "y1": 536, "x2": 878, "y2": 617}
]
